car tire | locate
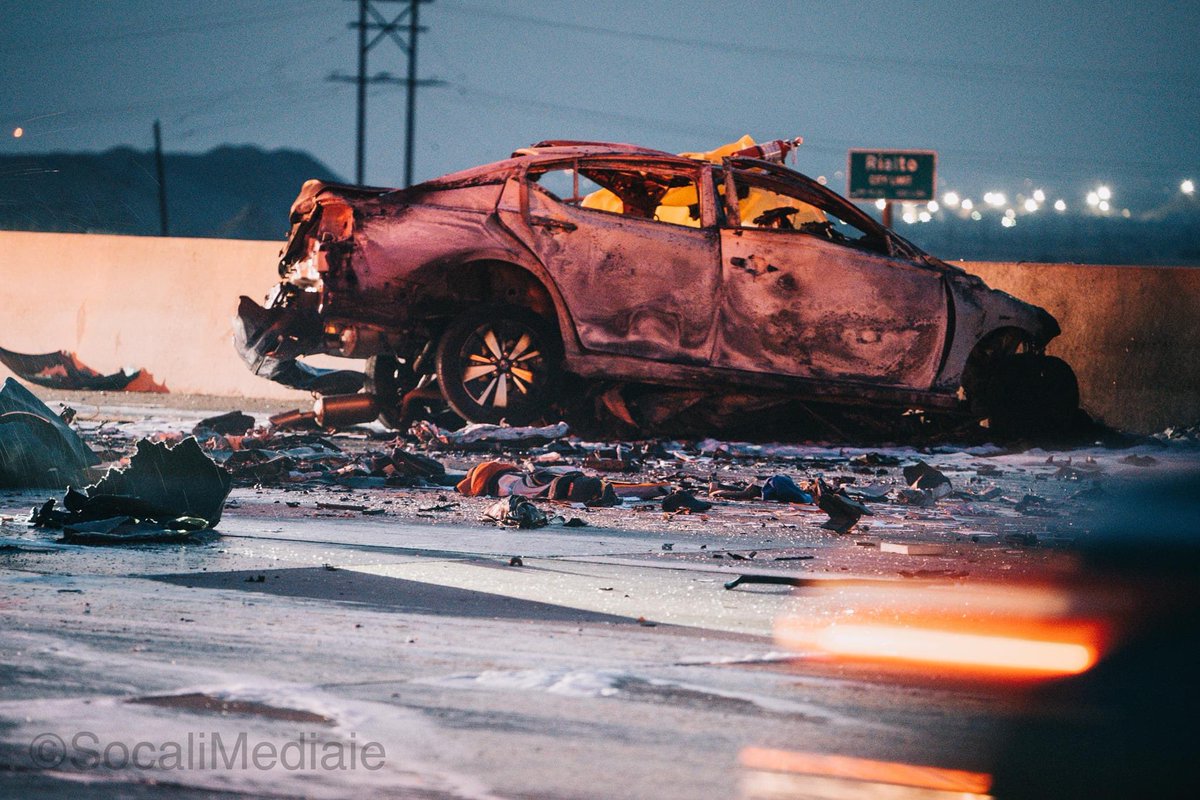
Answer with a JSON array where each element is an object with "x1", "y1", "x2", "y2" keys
[
  {"x1": 435, "y1": 305, "x2": 561, "y2": 426},
  {"x1": 982, "y1": 354, "x2": 1079, "y2": 438},
  {"x1": 364, "y1": 354, "x2": 418, "y2": 430}
]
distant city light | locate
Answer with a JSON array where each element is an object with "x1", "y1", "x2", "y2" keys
[
  {"x1": 875, "y1": 198, "x2": 887, "y2": 210},
  {"x1": 1098, "y1": 200, "x2": 1111, "y2": 212},
  {"x1": 1097, "y1": 185, "x2": 1112, "y2": 201},
  {"x1": 1183, "y1": 179, "x2": 1196, "y2": 195},
  {"x1": 1032, "y1": 189, "x2": 1046, "y2": 203},
  {"x1": 1001, "y1": 216, "x2": 1016, "y2": 228},
  {"x1": 902, "y1": 210, "x2": 918, "y2": 224},
  {"x1": 817, "y1": 175, "x2": 827, "y2": 185},
  {"x1": 960, "y1": 198, "x2": 974, "y2": 211},
  {"x1": 12, "y1": 127, "x2": 22, "y2": 138},
  {"x1": 1054, "y1": 199, "x2": 1067, "y2": 211},
  {"x1": 984, "y1": 191, "x2": 1006, "y2": 207},
  {"x1": 1086, "y1": 191, "x2": 1100, "y2": 207},
  {"x1": 918, "y1": 210, "x2": 932, "y2": 223},
  {"x1": 943, "y1": 192, "x2": 961, "y2": 208},
  {"x1": 1004, "y1": 208, "x2": 1016, "y2": 219},
  {"x1": 970, "y1": 210, "x2": 982, "y2": 221},
  {"x1": 926, "y1": 200, "x2": 939, "y2": 213},
  {"x1": 1121, "y1": 208, "x2": 1131, "y2": 218},
  {"x1": 1023, "y1": 198, "x2": 1038, "y2": 212}
]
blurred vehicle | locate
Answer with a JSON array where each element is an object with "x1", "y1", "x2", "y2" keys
[
  {"x1": 235, "y1": 138, "x2": 1074, "y2": 432},
  {"x1": 753, "y1": 472, "x2": 1200, "y2": 800}
]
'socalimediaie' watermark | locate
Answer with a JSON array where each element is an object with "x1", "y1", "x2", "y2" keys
[{"x1": 29, "y1": 731, "x2": 386, "y2": 772}]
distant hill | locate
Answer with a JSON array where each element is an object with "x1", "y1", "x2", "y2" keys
[{"x1": 0, "y1": 145, "x2": 342, "y2": 240}]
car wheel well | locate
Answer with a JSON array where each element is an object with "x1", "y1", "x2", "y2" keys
[{"x1": 961, "y1": 327, "x2": 1035, "y2": 407}]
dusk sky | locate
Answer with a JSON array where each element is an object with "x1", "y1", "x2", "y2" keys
[{"x1": 2, "y1": 0, "x2": 1197, "y2": 211}]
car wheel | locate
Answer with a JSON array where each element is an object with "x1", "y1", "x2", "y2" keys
[
  {"x1": 435, "y1": 305, "x2": 561, "y2": 425},
  {"x1": 982, "y1": 354, "x2": 1079, "y2": 438},
  {"x1": 364, "y1": 354, "x2": 418, "y2": 430}
]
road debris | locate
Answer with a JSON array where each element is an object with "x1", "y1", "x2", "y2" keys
[
  {"x1": 662, "y1": 490, "x2": 712, "y2": 513},
  {"x1": 193, "y1": 411, "x2": 256, "y2": 436},
  {"x1": 880, "y1": 542, "x2": 948, "y2": 556},
  {"x1": 483, "y1": 496, "x2": 548, "y2": 529},
  {"x1": 0, "y1": 377, "x2": 99, "y2": 488},
  {"x1": 898, "y1": 459, "x2": 954, "y2": 506},
  {"x1": 30, "y1": 437, "x2": 233, "y2": 543},
  {"x1": 413, "y1": 420, "x2": 571, "y2": 449},
  {"x1": 815, "y1": 481, "x2": 873, "y2": 533},
  {"x1": 761, "y1": 474, "x2": 814, "y2": 503},
  {"x1": 724, "y1": 575, "x2": 807, "y2": 590}
]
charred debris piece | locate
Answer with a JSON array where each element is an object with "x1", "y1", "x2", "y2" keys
[
  {"x1": 193, "y1": 411, "x2": 256, "y2": 437},
  {"x1": 0, "y1": 377, "x2": 100, "y2": 488},
  {"x1": 0, "y1": 345, "x2": 166, "y2": 392},
  {"x1": 898, "y1": 459, "x2": 953, "y2": 506},
  {"x1": 31, "y1": 437, "x2": 232, "y2": 544}
]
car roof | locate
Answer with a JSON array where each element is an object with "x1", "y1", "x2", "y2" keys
[{"x1": 512, "y1": 140, "x2": 684, "y2": 160}]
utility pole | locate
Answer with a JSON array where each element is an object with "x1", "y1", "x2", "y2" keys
[
  {"x1": 153, "y1": 119, "x2": 169, "y2": 236},
  {"x1": 330, "y1": 0, "x2": 441, "y2": 187}
]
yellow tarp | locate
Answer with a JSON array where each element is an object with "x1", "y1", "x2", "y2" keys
[{"x1": 579, "y1": 135, "x2": 824, "y2": 228}]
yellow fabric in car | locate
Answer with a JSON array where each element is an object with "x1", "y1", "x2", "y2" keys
[{"x1": 579, "y1": 135, "x2": 824, "y2": 228}]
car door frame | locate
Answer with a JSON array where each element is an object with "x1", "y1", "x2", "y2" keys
[
  {"x1": 712, "y1": 158, "x2": 952, "y2": 389},
  {"x1": 496, "y1": 155, "x2": 725, "y2": 366}
]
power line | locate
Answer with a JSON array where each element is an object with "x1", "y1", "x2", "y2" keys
[
  {"x1": 1, "y1": 2, "x2": 334, "y2": 55},
  {"x1": 329, "y1": 0, "x2": 442, "y2": 186},
  {"x1": 436, "y1": 1, "x2": 1199, "y2": 96}
]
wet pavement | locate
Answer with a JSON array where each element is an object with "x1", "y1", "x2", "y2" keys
[{"x1": 2, "y1": 390, "x2": 1198, "y2": 798}]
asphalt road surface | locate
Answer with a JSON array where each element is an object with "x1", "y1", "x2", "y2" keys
[{"x1": 2, "y1": 391, "x2": 1197, "y2": 799}]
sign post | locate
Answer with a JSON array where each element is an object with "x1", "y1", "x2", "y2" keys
[{"x1": 847, "y1": 149, "x2": 937, "y2": 229}]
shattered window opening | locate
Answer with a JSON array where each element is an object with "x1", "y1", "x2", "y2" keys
[
  {"x1": 729, "y1": 172, "x2": 889, "y2": 255},
  {"x1": 529, "y1": 162, "x2": 706, "y2": 228}
]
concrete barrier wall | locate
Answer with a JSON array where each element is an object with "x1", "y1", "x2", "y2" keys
[
  {"x1": 1, "y1": 232, "x2": 1195, "y2": 432},
  {"x1": 0, "y1": 231, "x2": 314, "y2": 401},
  {"x1": 955, "y1": 261, "x2": 1200, "y2": 434}
]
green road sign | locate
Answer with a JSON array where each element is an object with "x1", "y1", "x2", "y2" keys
[{"x1": 847, "y1": 149, "x2": 937, "y2": 201}]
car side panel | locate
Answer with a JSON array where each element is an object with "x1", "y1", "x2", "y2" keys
[
  {"x1": 497, "y1": 178, "x2": 721, "y2": 365},
  {"x1": 714, "y1": 229, "x2": 948, "y2": 389}
]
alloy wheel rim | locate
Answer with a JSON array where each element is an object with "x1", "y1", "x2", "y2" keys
[{"x1": 460, "y1": 323, "x2": 544, "y2": 410}]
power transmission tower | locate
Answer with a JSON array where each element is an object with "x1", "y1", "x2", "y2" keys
[{"x1": 330, "y1": 0, "x2": 441, "y2": 187}]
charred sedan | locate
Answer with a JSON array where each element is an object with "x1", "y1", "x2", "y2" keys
[{"x1": 235, "y1": 139, "x2": 1076, "y2": 434}]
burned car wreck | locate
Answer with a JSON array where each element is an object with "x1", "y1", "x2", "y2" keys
[{"x1": 236, "y1": 138, "x2": 1076, "y2": 437}]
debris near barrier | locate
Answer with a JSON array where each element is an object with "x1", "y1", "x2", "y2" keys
[
  {"x1": 30, "y1": 437, "x2": 232, "y2": 544},
  {"x1": 1152, "y1": 422, "x2": 1200, "y2": 445},
  {"x1": 0, "y1": 345, "x2": 166, "y2": 392},
  {"x1": 0, "y1": 378, "x2": 99, "y2": 488}
]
